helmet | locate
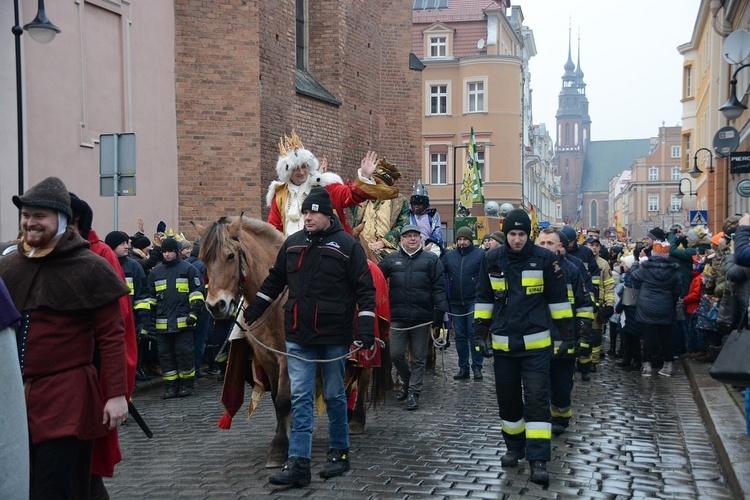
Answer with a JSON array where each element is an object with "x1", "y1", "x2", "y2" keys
[{"x1": 410, "y1": 179, "x2": 429, "y2": 206}]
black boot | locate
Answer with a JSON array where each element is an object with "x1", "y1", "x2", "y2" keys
[
  {"x1": 453, "y1": 368, "x2": 470, "y2": 380},
  {"x1": 530, "y1": 460, "x2": 549, "y2": 485},
  {"x1": 269, "y1": 457, "x2": 311, "y2": 487},
  {"x1": 406, "y1": 393, "x2": 419, "y2": 411},
  {"x1": 500, "y1": 449, "x2": 525, "y2": 467},
  {"x1": 177, "y1": 378, "x2": 194, "y2": 397},
  {"x1": 396, "y1": 383, "x2": 409, "y2": 401},
  {"x1": 162, "y1": 381, "x2": 178, "y2": 399},
  {"x1": 319, "y1": 448, "x2": 351, "y2": 479}
]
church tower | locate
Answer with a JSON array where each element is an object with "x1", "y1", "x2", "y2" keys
[{"x1": 555, "y1": 30, "x2": 591, "y2": 224}]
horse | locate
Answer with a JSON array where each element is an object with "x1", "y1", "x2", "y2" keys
[
  {"x1": 193, "y1": 215, "x2": 388, "y2": 466},
  {"x1": 192, "y1": 215, "x2": 290, "y2": 468}
]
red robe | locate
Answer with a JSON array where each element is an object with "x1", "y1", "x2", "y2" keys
[{"x1": 88, "y1": 230, "x2": 137, "y2": 477}]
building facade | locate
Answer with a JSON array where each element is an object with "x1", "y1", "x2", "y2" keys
[{"x1": 412, "y1": 0, "x2": 530, "y2": 232}]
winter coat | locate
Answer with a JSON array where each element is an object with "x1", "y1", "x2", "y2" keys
[
  {"x1": 630, "y1": 257, "x2": 681, "y2": 325},
  {"x1": 379, "y1": 244, "x2": 447, "y2": 326},
  {"x1": 682, "y1": 273, "x2": 703, "y2": 315},
  {"x1": 442, "y1": 243, "x2": 483, "y2": 306}
]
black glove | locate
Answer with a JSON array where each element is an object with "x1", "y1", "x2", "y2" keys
[
  {"x1": 186, "y1": 313, "x2": 197, "y2": 327},
  {"x1": 576, "y1": 318, "x2": 593, "y2": 358},
  {"x1": 556, "y1": 339, "x2": 576, "y2": 357},
  {"x1": 357, "y1": 314, "x2": 376, "y2": 349},
  {"x1": 243, "y1": 298, "x2": 267, "y2": 326},
  {"x1": 358, "y1": 332, "x2": 375, "y2": 349},
  {"x1": 433, "y1": 310, "x2": 445, "y2": 329},
  {"x1": 598, "y1": 305, "x2": 614, "y2": 323},
  {"x1": 473, "y1": 319, "x2": 493, "y2": 358}
]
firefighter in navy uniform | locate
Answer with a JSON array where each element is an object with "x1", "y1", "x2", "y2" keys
[
  {"x1": 536, "y1": 228, "x2": 594, "y2": 436},
  {"x1": 474, "y1": 209, "x2": 574, "y2": 486},
  {"x1": 105, "y1": 231, "x2": 152, "y2": 381},
  {"x1": 148, "y1": 236, "x2": 206, "y2": 398}
]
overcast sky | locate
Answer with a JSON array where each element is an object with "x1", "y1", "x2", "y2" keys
[{"x1": 514, "y1": 0, "x2": 700, "y2": 141}]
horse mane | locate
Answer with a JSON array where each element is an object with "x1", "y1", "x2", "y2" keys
[{"x1": 201, "y1": 216, "x2": 284, "y2": 265}]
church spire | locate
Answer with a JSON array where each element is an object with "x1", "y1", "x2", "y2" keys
[
  {"x1": 563, "y1": 21, "x2": 575, "y2": 75},
  {"x1": 575, "y1": 28, "x2": 584, "y2": 80}
]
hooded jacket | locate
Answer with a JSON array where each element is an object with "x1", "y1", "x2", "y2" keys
[
  {"x1": 442, "y1": 241, "x2": 483, "y2": 306},
  {"x1": 630, "y1": 257, "x2": 681, "y2": 325}
]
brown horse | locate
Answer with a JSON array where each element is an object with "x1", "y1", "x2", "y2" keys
[
  {"x1": 193, "y1": 215, "x2": 387, "y2": 466},
  {"x1": 192, "y1": 216, "x2": 290, "y2": 467}
]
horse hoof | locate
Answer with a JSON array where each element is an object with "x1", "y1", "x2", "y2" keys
[{"x1": 349, "y1": 421, "x2": 365, "y2": 435}]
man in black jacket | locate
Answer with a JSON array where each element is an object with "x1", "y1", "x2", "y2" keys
[
  {"x1": 379, "y1": 224, "x2": 447, "y2": 410},
  {"x1": 243, "y1": 187, "x2": 376, "y2": 488}
]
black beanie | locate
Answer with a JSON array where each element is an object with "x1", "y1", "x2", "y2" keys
[
  {"x1": 558, "y1": 230, "x2": 570, "y2": 248},
  {"x1": 131, "y1": 234, "x2": 151, "y2": 250},
  {"x1": 301, "y1": 187, "x2": 334, "y2": 216},
  {"x1": 105, "y1": 231, "x2": 129, "y2": 251},
  {"x1": 503, "y1": 209, "x2": 531, "y2": 235},
  {"x1": 12, "y1": 176, "x2": 73, "y2": 221},
  {"x1": 161, "y1": 237, "x2": 180, "y2": 253},
  {"x1": 69, "y1": 193, "x2": 94, "y2": 239},
  {"x1": 647, "y1": 227, "x2": 665, "y2": 241}
]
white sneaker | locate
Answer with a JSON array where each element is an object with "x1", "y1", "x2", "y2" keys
[
  {"x1": 658, "y1": 361, "x2": 673, "y2": 377},
  {"x1": 641, "y1": 362, "x2": 652, "y2": 377}
]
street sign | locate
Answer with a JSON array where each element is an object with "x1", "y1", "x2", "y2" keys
[
  {"x1": 730, "y1": 151, "x2": 750, "y2": 174},
  {"x1": 100, "y1": 133, "x2": 136, "y2": 176},
  {"x1": 689, "y1": 210, "x2": 709, "y2": 227}
]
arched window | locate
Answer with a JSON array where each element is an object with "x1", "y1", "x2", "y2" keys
[
  {"x1": 565, "y1": 123, "x2": 570, "y2": 146},
  {"x1": 589, "y1": 200, "x2": 598, "y2": 227}
]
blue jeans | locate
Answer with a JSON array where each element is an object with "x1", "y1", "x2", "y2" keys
[
  {"x1": 286, "y1": 341, "x2": 349, "y2": 459},
  {"x1": 451, "y1": 303, "x2": 483, "y2": 371}
]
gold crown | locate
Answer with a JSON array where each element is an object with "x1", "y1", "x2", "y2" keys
[
  {"x1": 277, "y1": 130, "x2": 305, "y2": 157},
  {"x1": 165, "y1": 228, "x2": 186, "y2": 243}
]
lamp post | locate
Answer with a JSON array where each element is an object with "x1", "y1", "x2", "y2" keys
[
  {"x1": 675, "y1": 178, "x2": 697, "y2": 198},
  {"x1": 688, "y1": 147, "x2": 714, "y2": 179},
  {"x1": 12, "y1": 0, "x2": 60, "y2": 196},
  {"x1": 719, "y1": 63, "x2": 750, "y2": 121}
]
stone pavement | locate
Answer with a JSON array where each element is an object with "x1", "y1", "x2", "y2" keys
[{"x1": 106, "y1": 349, "x2": 747, "y2": 499}]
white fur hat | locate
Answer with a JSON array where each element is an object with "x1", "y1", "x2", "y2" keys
[{"x1": 275, "y1": 147, "x2": 319, "y2": 184}]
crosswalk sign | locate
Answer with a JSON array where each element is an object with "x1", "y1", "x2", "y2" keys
[{"x1": 689, "y1": 210, "x2": 709, "y2": 227}]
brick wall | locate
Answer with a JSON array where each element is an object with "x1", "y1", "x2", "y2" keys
[{"x1": 175, "y1": 0, "x2": 420, "y2": 230}]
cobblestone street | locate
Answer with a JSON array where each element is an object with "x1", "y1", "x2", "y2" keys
[{"x1": 107, "y1": 350, "x2": 733, "y2": 499}]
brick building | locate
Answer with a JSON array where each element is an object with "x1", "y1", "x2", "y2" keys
[{"x1": 175, "y1": 0, "x2": 422, "y2": 227}]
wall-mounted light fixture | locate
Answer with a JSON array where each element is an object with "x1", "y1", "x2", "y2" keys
[
  {"x1": 719, "y1": 63, "x2": 750, "y2": 120},
  {"x1": 688, "y1": 147, "x2": 714, "y2": 179},
  {"x1": 676, "y1": 178, "x2": 697, "y2": 198}
]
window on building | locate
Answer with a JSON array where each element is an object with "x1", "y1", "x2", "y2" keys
[
  {"x1": 431, "y1": 153, "x2": 447, "y2": 184},
  {"x1": 648, "y1": 195, "x2": 659, "y2": 212},
  {"x1": 429, "y1": 36, "x2": 447, "y2": 58},
  {"x1": 684, "y1": 133, "x2": 691, "y2": 169},
  {"x1": 671, "y1": 195, "x2": 681, "y2": 212},
  {"x1": 414, "y1": 0, "x2": 449, "y2": 10},
  {"x1": 430, "y1": 84, "x2": 448, "y2": 115},
  {"x1": 467, "y1": 82, "x2": 485, "y2": 112},
  {"x1": 475, "y1": 150, "x2": 485, "y2": 181},
  {"x1": 565, "y1": 123, "x2": 570, "y2": 146},
  {"x1": 295, "y1": 0, "x2": 307, "y2": 70},
  {"x1": 590, "y1": 200, "x2": 598, "y2": 227},
  {"x1": 649, "y1": 167, "x2": 658, "y2": 181},
  {"x1": 671, "y1": 166, "x2": 681, "y2": 180},
  {"x1": 671, "y1": 146, "x2": 681, "y2": 158},
  {"x1": 683, "y1": 64, "x2": 693, "y2": 98}
]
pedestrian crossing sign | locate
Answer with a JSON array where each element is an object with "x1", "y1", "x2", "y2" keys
[{"x1": 689, "y1": 210, "x2": 709, "y2": 227}]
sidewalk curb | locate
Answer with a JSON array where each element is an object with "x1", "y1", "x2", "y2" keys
[{"x1": 683, "y1": 359, "x2": 750, "y2": 499}]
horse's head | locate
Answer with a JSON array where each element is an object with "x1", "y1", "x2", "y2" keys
[{"x1": 192, "y1": 216, "x2": 246, "y2": 319}]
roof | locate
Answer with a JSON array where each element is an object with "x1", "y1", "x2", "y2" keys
[
  {"x1": 581, "y1": 139, "x2": 652, "y2": 192},
  {"x1": 413, "y1": 0, "x2": 503, "y2": 24}
]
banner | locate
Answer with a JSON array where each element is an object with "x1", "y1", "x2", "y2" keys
[
  {"x1": 458, "y1": 127, "x2": 483, "y2": 216},
  {"x1": 572, "y1": 200, "x2": 583, "y2": 231}
]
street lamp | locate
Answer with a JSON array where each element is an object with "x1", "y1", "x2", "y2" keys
[
  {"x1": 719, "y1": 63, "x2": 750, "y2": 120},
  {"x1": 689, "y1": 147, "x2": 714, "y2": 179},
  {"x1": 12, "y1": 0, "x2": 60, "y2": 196},
  {"x1": 675, "y1": 178, "x2": 697, "y2": 199}
]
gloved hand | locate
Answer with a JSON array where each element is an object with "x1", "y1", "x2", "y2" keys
[
  {"x1": 136, "y1": 323, "x2": 149, "y2": 336},
  {"x1": 576, "y1": 318, "x2": 593, "y2": 358},
  {"x1": 186, "y1": 313, "x2": 197, "y2": 327},
  {"x1": 598, "y1": 305, "x2": 614, "y2": 323},
  {"x1": 243, "y1": 299, "x2": 267, "y2": 326},
  {"x1": 556, "y1": 339, "x2": 576, "y2": 357},
  {"x1": 433, "y1": 310, "x2": 445, "y2": 329},
  {"x1": 474, "y1": 319, "x2": 493, "y2": 358},
  {"x1": 358, "y1": 332, "x2": 375, "y2": 350}
]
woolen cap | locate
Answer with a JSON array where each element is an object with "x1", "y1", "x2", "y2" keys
[
  {"x1": 104, "y1": 230, "x2": 129, "y2": 250},
  {"x1": 490, "y1": 231, "x2": 505, "y2": 244},
  {"x1": 647, "y1": 227, "x2": 665, "y2": 241},
  {"x1": 301, "y1": 187, "x2": 334, "y2": 216},
  {"x1": 12, "y1": 176, "x2": 73, "y2": 221},
  {"x1": 401, "y1": 224, "x2": 420, "y2": 236},
  {"x1": 161, "y1": 237, "x2": 180, "y2": 253},
  {"x1": 131, "y1": 234, "x2": 151, "y2": 250},
  {"x1": 455, "y1": 226, "x2": 473, "y2": 241},
  {"x1": 502, "y1": 209, "x2": 531, "y2": 235}
]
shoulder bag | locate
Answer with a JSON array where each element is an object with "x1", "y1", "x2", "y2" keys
[{"x1": 709, "y1": 307, "x2": 750, "y2": 386}]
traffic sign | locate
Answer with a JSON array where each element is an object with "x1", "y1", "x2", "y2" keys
[{"x1": 689, "y1": 210, "x2": 709, "y2": 227}]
